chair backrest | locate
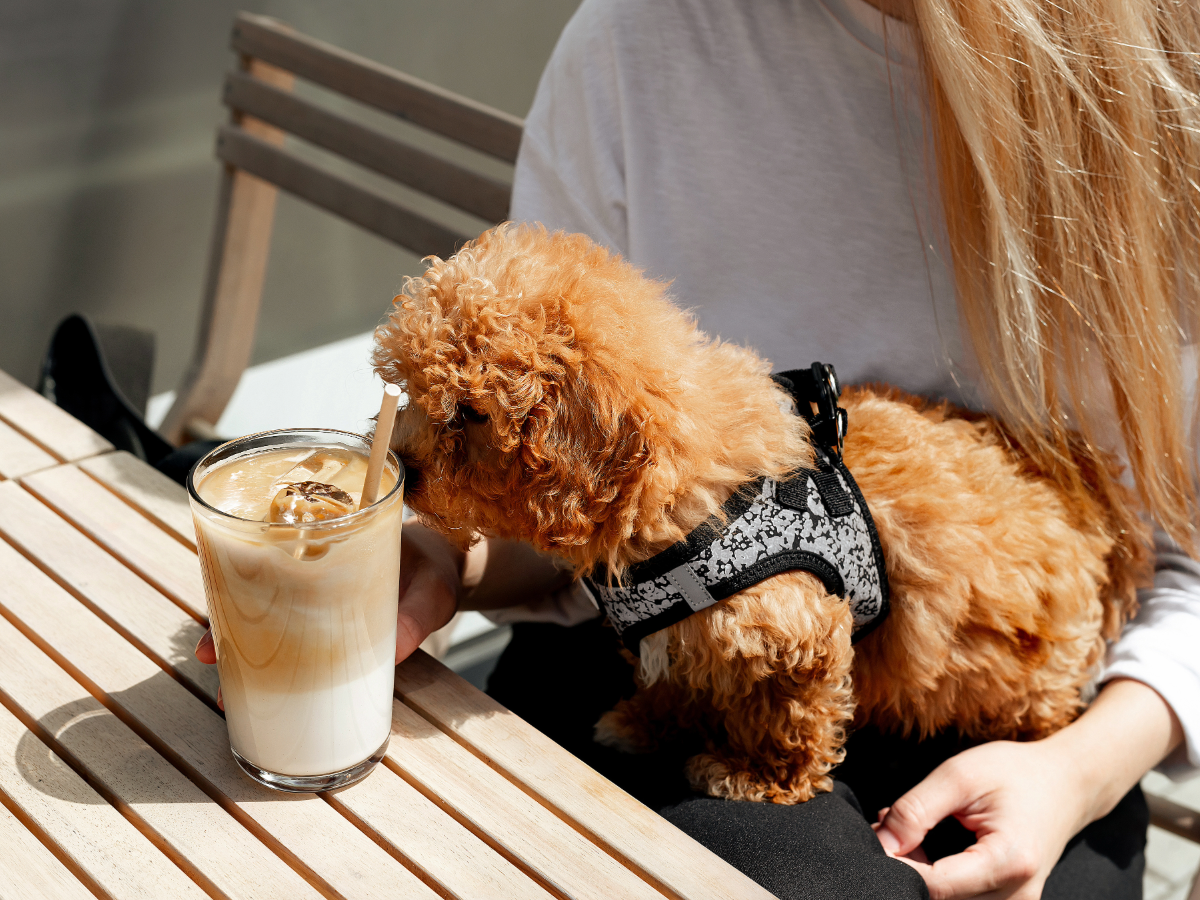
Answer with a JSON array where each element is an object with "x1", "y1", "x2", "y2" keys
[
  {"x1": 1148, "y1": 792, "x2": 1200, "y2": 845},
  {"x1": 161, "y1": 13, "x2": 522, "y2": 445}
]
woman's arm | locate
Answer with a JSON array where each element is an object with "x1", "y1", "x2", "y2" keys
[
  {"x1": 194, "y1": 523, "x2": 575, "y2": 668},
  {"x1": 875, "y1": 678, "x2": 1183, "y2": 899},
  {"x1": 391, "y1": 523, "x2": 576, "y2": 663},
  {"x1": 1103, "y1": 532, "x2": 1200, "y2": 774}
]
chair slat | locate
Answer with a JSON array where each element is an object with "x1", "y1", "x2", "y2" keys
[
  {"x1": 225, "y1": 71, "x2": 511, "y2": 224},
  {"x1": 162, "y1": 57, "x2": 293, "y2": 447},
  {"x1": 217, "y1": 125, "x2": 471, "y2": 259},
  {"x1": 231, "y1": 13, "x2": 523, "y2": 163},
  {"x1": 1149, "y1": 793, "x2": 1200, "y2": 844}
]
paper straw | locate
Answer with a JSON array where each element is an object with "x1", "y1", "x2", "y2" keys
[{"x1": 361, "y1": 383, "x2": 402, "y2": 508}]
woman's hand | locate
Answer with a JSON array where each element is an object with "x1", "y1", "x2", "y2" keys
[
  {"x1": 192, "y1": 523, "x2": 571, "y2": 672},
  {"x1": 874, "y1": 679, "x2": 1183, "y2": 899},
  {"x1": 192, "y1": 522, "x2": 463, "y2": 680},
  {"x1": 873, "y1": 739, "x2": 1083, "y2": 899},
  {"x1": 392, "y1": 522, "x2": 463, "y2": 663}
]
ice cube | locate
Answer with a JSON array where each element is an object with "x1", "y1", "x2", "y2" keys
[
  {"x1": 267, "y1": 481, "x2": 356, "y2": 524},
  {"x1": 268, "y1": 449, "x2": 354, "y2": 497}
]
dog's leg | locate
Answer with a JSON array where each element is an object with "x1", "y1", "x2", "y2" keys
[
  {"x1": 686, "y1": 651, "x2": 855, "y2": 803},
  {"x1": 680, "y1": 580, "x2": 857, "y2": 804},
  {"x1": 594, "y1": 678, "x2": 696, "y2": 754}
]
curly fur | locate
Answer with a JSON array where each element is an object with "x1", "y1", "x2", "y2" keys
[{"x1": 375, "y1": 224, "x2": 1152, "y2": 804}]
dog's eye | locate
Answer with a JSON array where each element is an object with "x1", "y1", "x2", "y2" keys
[{"x1": 459, "y1": 404, "x2": 488, "y2": 426}]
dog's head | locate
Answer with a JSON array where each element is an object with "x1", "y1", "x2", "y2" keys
[{"x1": 373, "y1": 224, "x2": 707, "y2": 570}]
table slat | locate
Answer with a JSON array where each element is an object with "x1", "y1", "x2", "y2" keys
[
  {"x1": 395, "y1": 653, "x2": 778, "y2": 900},
  {"x1": 3, "y1": 437, "x2": 775, "y2": 900},
  {"x1": 330, "y1": 766, "x2": 558, "y2": 900},
  {"x1": 0, "y1": 481, "x2": 218, "y2": 702},
  {"x1": 0, "y1": 612, "x2": 325, "y2": 900},
  {"x1": 79, "y1": 451, "x2": 197, "y2": 548},
  {"x1": 0, "y1": 531, "x2": 443, "y2": 900},
  {"x1": 0, "y1": 703, "x2": 208, "y2": 900},
  {"x1": 383, "y1": 701, "x2": 666, "y2": 900},
  {"x1": 10, "y1": 474, "x2": 659, "y2": 900},
  {"x1": 2, "y1": 483, "x2": 559, "y2": 900},
  {"x1": 0, "y1": 418, "x2": 58, "y2": 480},
  {"x1": 24, "y1": 464, "x2": 208, "y2": 618},
  {"x1": 0, "y1": 369, "x2": 112, "y2": 462},
  {"x1": 0, "y1": 801, "x2": 98, "y2": 900}
]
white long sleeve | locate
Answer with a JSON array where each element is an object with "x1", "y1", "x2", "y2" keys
[{"x1": 1103, "y1": 533, "x2": 1200, "y2": 775}]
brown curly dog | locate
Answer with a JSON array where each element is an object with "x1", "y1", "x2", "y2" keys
[{"x1": 373, "y1": 223, "x2": 1150, "y2": 804}]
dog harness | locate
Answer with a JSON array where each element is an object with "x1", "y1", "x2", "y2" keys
[{"x1": 581, "y1": 363, "x2": 890, "y2": 656}]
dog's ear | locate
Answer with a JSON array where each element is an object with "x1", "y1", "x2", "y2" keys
[{"x1": 514, "y1": 362, "x2": 653, "y2": 565}]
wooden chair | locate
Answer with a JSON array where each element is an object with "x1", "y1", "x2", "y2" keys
[
  {"x1": 161, "y1": 12, "x2": 521, "y2": 445},
  {"x1": 1147, "y1": 787, "x2": 1200, "y2": 900},
  {"x1": 1149, "y1": 794, "x2": 1200, "y2": 847}
]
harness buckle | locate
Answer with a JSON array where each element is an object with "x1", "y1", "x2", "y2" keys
[
  {"x1": 771, "y1": 363, "x2": 848, "y2": 459},
  {"x1": 811, "y1": 362, "x2": 846, "y2": 459},
  {"x1": 821, "y1": 362, "x2": 839, "y2": 401}
]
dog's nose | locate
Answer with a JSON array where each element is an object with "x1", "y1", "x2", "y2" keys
[{"x1": 402, "y1": 461, "x2": 422, "y2": 494}]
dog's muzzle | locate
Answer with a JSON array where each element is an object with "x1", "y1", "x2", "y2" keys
[{"x1": 401, "y1": 461, "x2": 422, "y2": 496}]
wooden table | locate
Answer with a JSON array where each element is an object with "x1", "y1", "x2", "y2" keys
[{"x1": 0, "y1": 369, "x2": 776, "y2": 900}]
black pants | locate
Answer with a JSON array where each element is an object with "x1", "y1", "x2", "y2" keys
[{"x1": 487, "y1": 619, "x2": 1148, "y2": 900}]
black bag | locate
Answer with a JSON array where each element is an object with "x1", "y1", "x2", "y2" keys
[{"x1": 38, "y1": 314, "x2": 220, "y2": 485}]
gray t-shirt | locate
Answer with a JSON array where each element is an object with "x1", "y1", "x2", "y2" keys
[
  {"x1": 507, "y1": 0, "x2": 1200, "y2": 773},
  {"x1": 513, "y1": 0, "x2": 972, "y2": 404}
]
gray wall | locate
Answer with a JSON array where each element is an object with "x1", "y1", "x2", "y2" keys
[{"x1": 1, "y1": 1, "x2": 579, "y2": 393}]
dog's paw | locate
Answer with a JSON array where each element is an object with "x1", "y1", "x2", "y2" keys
[
  {"x1": 593, "y1": 709, "x2": 654, "y2": 754},
  {"x1": 686, "y1": 752, "x2": 829, "y2": 804}
]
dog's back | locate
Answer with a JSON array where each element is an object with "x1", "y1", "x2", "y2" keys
[{"x1": 842, "y1": 386, "x2": 1150, "y2": 740}]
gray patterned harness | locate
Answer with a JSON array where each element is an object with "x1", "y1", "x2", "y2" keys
[{"x1": 581, "y1": 365, "x2": 890, "y2": 656}]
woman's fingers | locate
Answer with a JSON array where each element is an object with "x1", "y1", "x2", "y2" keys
[
  {"x1": 394, "y1": 524, "x2": 462, "y2": 663},
  {"x1": 875, "y1": 758, "x2": 974, "y2": 856},
  {"x1": 875, "y1": 740, "x2": 1083, "y2": 900},
  {"x1": 395, "y1": 569, "x2": 457, "y2": 663},
  {"x1": 194, "y1": 630, "x2": 223, "y2": 708},
  {"x1": 195, "y1": 628, "x2": 216, "y2": 664},
  {"x1": 894, "y1": 836, "x2": 1040, "y2": 900}
]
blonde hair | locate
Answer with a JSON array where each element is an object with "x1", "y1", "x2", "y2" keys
[{"x1": 912, "y1": 0, "x2": 1200, "y2": 554}]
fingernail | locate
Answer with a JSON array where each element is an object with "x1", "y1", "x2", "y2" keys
[
  {"x1": 876, "y1": 827, "x2": 900, "y2": 854},
  {"x1": 195, "y1": 632, "x2": 209, "y2": 652}
]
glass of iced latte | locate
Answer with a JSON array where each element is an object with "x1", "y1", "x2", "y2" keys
[{"x1": 188, "y1": 429, "x2": 404, "y2": 792}]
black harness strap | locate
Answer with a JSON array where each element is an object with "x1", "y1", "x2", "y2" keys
[{"x1": 582, "y1": 362, "x2": 890, "y2": 656}]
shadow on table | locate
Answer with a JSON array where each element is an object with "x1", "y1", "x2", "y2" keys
[
  {"x1": 15, "y1": 669, "x2": 317, "y2": 807},
  {"x1": 16, "y1": 620, "x2": 505, "y2": 807}
]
